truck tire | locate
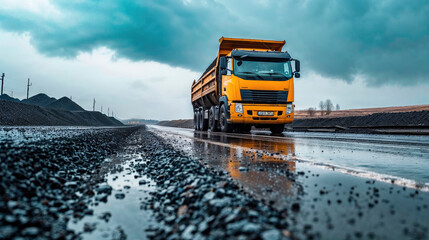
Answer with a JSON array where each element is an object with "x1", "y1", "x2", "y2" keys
[
  {"x1": 199, "y1": 109, "x2": 208, "y2": 131},
  {"x1": 193, "y1": 110, "x2": 198, "y2": 130},
  {"x1": 220, "y1": 104, "x2": 233, "y2": 133},
  {"x1": 209, "y1": 107, "x2": 218, "y2": 132},
  {"x1": 198, "y1": 110, "x2": 203, "y2": 130},
  {"x1": 270, "y1": 124, "x2": 285, "y2": 134}
]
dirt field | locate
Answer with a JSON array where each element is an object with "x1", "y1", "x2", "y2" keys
[{"x1": 295, "y1": 104, "x2": 429, "y2": 119}]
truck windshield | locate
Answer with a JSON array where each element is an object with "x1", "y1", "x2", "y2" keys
[{"x1": 233, "y1": 59, "x2": 292, "y2": 81}]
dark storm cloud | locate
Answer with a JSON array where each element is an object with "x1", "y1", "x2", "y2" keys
[{"x1": 0, "y1": 0, "x2": 428, "y2": 85}]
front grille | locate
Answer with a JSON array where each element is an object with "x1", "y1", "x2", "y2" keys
[
  {"x1": 253, "y1": 117, "x2": 278, "y2": 120},
  {"x1": 240, "y1": 90, "x2": 288, "y2": 104}
]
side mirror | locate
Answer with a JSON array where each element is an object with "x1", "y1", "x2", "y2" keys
[
  {"x1": 294, "y1": 60, "x2": 300, "y2": 72},
  {"x1": 219, "y1": 57, "x2": 227, "y2": 70},
  {"x1": 221, "y1": 69, "x2": 227, "y2": 75},
  {"x1": 294, "y1": 72, "x2": 300, "y2": 78}
]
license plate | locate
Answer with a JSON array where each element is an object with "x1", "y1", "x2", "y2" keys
[{"x1": 257, "y1": 111, "x2": 274, "y2": 116}]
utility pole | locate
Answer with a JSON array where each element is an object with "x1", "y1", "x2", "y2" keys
[
  {"x1": 93, "y1": 98, "x2": 96, "y2": 111},
  {"x1": 1, "y1": 73, "x2": 5, "y2": 95},
  {"x1": 26, "y1": 78, "x2": 32, "y2": 99},
  {"x1": 101, "y1": 105, "x2": 103, "y2": 113},
  {"x1": 108, "y1": 107, "x2": 110, "y2": 116},
  {"x1": 11, "y1": 91, "x2": 13, "y2": 97}
]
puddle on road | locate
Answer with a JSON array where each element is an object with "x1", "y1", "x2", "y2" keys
[
  {"x1": 68, "y1": 154, "x2": 157, "y2": 240},
  {"x1": 152, "y1": 129, "x2": 302, "y2": 208},
  {"x1": 153, "y1": 129, "x2": 302, "y2": 204}
]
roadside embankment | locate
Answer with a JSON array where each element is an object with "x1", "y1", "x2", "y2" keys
[
  {"x1": 0, "y1": 100, "x2": 123, "y2": 126},
  {"x1": 156, "y1": 110, "x2": 429, "y2": 134},
  {"x1": 290, "y1": 110, "x2": 429, "y2": 134}
]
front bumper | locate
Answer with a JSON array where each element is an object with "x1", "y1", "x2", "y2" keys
[{"x1": 228, "y1": 103, "x2": 294, "y2": 125}]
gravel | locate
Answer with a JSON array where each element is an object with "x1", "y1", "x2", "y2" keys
[{"x1": 0, "y1": 126, "x2": 139, "y2": 239}]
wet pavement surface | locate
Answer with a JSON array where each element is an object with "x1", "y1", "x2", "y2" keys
[{"x1": 152, "y1": 126, "x2": 429, "y2": 240}]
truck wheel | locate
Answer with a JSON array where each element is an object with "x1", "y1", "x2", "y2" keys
[
  {"x1": 199, "y1": 109, "x2": 208, "y2": 131},
  {"x1": 197, "y1": 110, "x2": 202, "y2": 130},
  {"x1": 220, "y1": 104, "x2": 233, "y2": 133},
  {"x1": 193, "y1": 110, "x2": 198, "y2": 130},
  {"x1": 209, "y1": 107, "x2": 218, "y2": 132},
  {"x1": 198, "y1": 110, "x2": 202, "y2": 130},
  {"x1": 270, "y1": 124, "x2": 285, "y2": 134}
]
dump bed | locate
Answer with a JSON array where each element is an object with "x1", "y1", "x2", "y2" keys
[{"x1": 191, "y1": 37, "x2": 286, "y2": 108}]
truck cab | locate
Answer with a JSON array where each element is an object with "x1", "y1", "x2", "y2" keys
[{"x1": 219, "y1": 48, "x2": 299, "y2": 133}]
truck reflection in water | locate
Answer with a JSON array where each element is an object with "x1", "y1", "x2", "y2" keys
[{"x1": 192, "y1": 132, "x2": 301, "y2": 207}]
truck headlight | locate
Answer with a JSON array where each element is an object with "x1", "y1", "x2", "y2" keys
[
  {"x1": 235, "y1": 103, "x2": 243, "y2": 113},
  {"x1": 286, "y1": 104, "x2": 293, "y2": 114}
]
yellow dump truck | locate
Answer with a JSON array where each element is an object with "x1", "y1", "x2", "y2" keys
[{"x1": 191, "y1": 37, "x2": 300, "y2": 133}]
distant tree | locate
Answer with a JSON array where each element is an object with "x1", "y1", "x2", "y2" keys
[
  {"x1": 319, "y1": 101, "x2": 326, "y2": 116},
  {"x1": 307, "y1": 107, "x2": 315, "y2": 117},
  {"x1": 325, "y1": 99, "x2": 333, "y2": 115},
  {"x1": 336, "y1": 104, "x2": 340, "y2": 111}
]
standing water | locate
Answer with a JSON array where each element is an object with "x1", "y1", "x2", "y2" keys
[{"x1": 68, "y1": 153, "x2": 157, "y2": 239}]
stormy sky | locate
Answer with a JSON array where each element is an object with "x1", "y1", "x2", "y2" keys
[{"x1": 0, "y1": 0, "x2": 428, "y2": 120}]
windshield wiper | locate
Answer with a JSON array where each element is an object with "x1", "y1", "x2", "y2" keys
[
  {"x1": 239, "y1": 71, "x2": 264, "y2": 80},
  {"x1": 259, "y1": 71, "x2": 289, "y2": 78}
]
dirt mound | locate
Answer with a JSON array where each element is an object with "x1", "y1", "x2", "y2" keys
[
  {"x1": 158, "y1": 119, "x2": 193, "y2": 128},
  {"x1": 21, "y1": 93, "x2": 56, "y2": 107},
  {"x1": 0, "y1": 94, "x2": 20, "y2": 102},
  {"x1": 45, "y1": 97, "x2": 85, "y2": 111},
  {"x1": 0, "y1": 101, "x2": 123, "y2": 126},
  {"x1": 2, "y1": 93, "x2": 86, "y2": 111}
]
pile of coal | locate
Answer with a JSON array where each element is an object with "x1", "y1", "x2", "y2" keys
[
  {"x1": 0, "y1": 126, "x2": 139, "y2": 239},
  {"x1": 133, "y1": 130, "x2": 292, "y2": 240}
]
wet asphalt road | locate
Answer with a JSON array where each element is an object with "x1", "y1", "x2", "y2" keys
[{"x1": 151, "y1": 126, "x2": 429, "y2": 240}]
